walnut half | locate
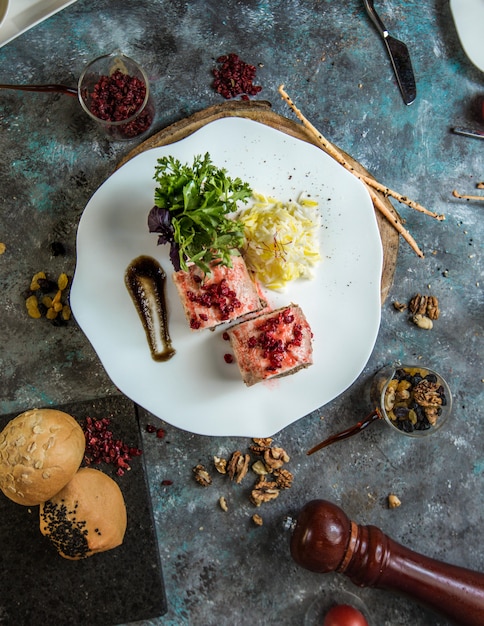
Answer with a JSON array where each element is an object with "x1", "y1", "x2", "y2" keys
[
  {"x1": 250, "y1": 476, "x2": 280, "y2": 506},
  {"x1": 227, "y1": 451, "x2": 250, "y2": 484},
  {"x1": 193, "y1": 464, "x2": 212, "y2": 487}
]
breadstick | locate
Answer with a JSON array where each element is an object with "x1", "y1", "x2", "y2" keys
[
  {"x1": 452, "y1": 189, "x2": 484, "y2": 201},
  {"x1": 278, "y1": 85, "x2": 425, "y2": 257},
  {"x1": 368, "y1": 187, "x2": 424, "y2": 257},
  {"x1": 356, "y1": 172, "x2": 445, "y2": 220}
]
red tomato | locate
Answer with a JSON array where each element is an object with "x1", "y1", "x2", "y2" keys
[{"x1": 323, "y1": 604, "x2": 369, "y2": 626}]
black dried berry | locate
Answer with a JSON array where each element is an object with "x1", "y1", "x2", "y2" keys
[
  {"x1": 37, "y1": 278, "x2": 57, "y2": 293},
  {"x1": 50, "y1": 241, "x2": 66, "y2": 256},
  {"x1": 394, "y1": 406, "x2": 409, "y2": 419},
  {"x1": 411, "y1": 374, "x2": 423, "y2": 386}
]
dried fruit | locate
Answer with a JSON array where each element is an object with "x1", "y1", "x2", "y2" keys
[
  {"x1": 212, "y1": 53, "x2": 262, "y2": 100},
  {"x1": 383, "y1": 367, "x2": 448, "y2": 433},
  {"x1": 57, "y1": 272, "x2": 69, "y2": 291},
  {"x1": 25, "y1": 295, "x2": 41, "y2": 319},
  {"x1": 83, "y1": 416, "x2": 142, "y2": 476},
  {"x1": 25, "y1": 270, "x2": 72, "y2": 325},
  {"x1": 30, "y1": 271, "x2": 46, "y2": 291}
]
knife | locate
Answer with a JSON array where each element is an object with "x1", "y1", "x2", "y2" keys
[
  {"x1": 452, "y1": 126, "x2": 484, "y2": 140},
  {"x1": 363, "y1": 0, "x2": 417, "y2": 105}
]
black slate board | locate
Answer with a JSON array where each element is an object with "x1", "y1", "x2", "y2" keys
[{"x1": 0, "y1": 396, "x2": 167, "y2": 626}]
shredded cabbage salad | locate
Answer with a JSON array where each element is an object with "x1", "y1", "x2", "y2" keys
[{"x1": 238, "y1": 192, "x2": 321, "y2": 291}]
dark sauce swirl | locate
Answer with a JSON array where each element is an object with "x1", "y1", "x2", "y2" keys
[{"x1": 125, "y1": 256, "x2": 175, "y2": 362}]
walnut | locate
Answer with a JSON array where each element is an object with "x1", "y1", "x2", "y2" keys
[
  {"x1": 426, "y1": 296, "x2": 440, "y2": 320},
  {"x1": 424, "y1": 407, "x2": 439, "y2": 426},
  {"x1": 193, "y1": 464, "x2": 212, "y2": 487},
  {"x1": 213, "y1": 456, "x2": 227, "y2": 474},
  {"x1": 263, "y1": 447, "x2": 290, "y2": 470},
  {"x1": 388, "y1": 494, "x2": 401, "y2": 509},
  {"x1": 250, "y1": 476, "x2": 280, "y2": 506},
  {"x1": 392, "y1": 300, "x2": 407, "y2": 312},
  {"x1": 252, "y1": 513, "x2": 263, "y2": 526},
  {"x1": 408, "y1": 293, "x2": 440, "y2": 320},
  {"x1": 249, "y1": 438, "x2": 273, "y2": 455},
  {"x1": 413, "y1": 379, "x2": 443, "y2": 408},
  {"x1": 227, "y1": 451, "x2": 250, "y2": 484},
  {"x1": 273, "y1": 468, "x2": 293, "y2": 489}
]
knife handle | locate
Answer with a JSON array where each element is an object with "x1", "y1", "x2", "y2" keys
[{"x1": 363, "y1": 0, "x2": 388, "y2": 38}]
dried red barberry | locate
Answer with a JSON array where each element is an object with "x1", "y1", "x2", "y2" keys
[
  {"x1": 83, "y1": 416, "x2": 142, "y2": 476},
  {"x1": 88, "y1": 70, "x2": 153, "y2": 138},
  {"x1": 212, "y1": 53, "x2": 262, "y2": 99}
]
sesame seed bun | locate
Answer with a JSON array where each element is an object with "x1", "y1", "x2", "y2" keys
[
  {"x1": 39, "y1": 467, "x2": 127, "y2": 559},
  {"x1": 0, "y1": 408, "x2": 85, "y2": 505}
]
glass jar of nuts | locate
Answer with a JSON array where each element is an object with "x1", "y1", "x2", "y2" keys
[{"x1": 370, "y1": 364, "x2": 452, "y2": 437}]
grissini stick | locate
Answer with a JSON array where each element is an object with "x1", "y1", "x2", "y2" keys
[{"x1": 289, "y1": 499, "x2": 484, "y2": 626}]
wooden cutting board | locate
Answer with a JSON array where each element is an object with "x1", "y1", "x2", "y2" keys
[{"x1": 120, "y1": 100, "x2": 398, "y2": 303}]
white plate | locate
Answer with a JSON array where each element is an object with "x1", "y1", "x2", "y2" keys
[
  {"x1": 70, "y1": 118, "x2": 383, "y2": 437},
  {"x1": 450, "y1": 0, "x2": 484, "y2": 72},
  {"x1": 0, "y1": 0, "x2": 77, "y2": 48}
]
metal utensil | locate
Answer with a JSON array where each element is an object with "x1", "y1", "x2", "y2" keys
[
  {"x1": 0, "y1": 83, "x2": 77, "y2": 96},
  {"x1": 363, "y1": 0, "x2": 417, "y2": 105},
  {"x1": 452, "y1": 126, "x2": 484, "y2": 140}
]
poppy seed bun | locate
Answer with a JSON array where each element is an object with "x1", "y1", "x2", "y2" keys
[
  {"x1": 0, "y1": 408, "x2": 85, "y2": 505},
  {"x1": 39, "y1": 467, "x2": 127, "y2": 559}
]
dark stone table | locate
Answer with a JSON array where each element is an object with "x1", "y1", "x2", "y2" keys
[{"x1": 0, "y1": 1, "x2": 483, "y2": 624}]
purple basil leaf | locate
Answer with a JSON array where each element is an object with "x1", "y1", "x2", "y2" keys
[
  {"x1": 147, "y1": 206, "x2": 174, "y2": 244},
  {"x1": 170, "y1": 243, "x2": 181, "y2": 272}
]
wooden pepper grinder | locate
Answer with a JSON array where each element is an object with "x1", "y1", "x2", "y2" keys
[{"x1": 289, "y1": 499, "x2": 484, "y2": 625}]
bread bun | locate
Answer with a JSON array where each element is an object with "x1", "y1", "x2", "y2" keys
[
  {"x1": 0, "y1": 408, "x2": 85, "y2": 505},
  {"x1": 39, "y1": 467, "x2": 127, "y2": 559}
]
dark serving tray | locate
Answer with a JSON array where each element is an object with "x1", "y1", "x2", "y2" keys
[{"x1": 0, "y1": 395, "x2": 167, "y2": 626}]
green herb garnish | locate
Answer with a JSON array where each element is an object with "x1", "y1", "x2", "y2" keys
[{"x1": 148, "y1": 153, "x2": 252, "y2": 273}]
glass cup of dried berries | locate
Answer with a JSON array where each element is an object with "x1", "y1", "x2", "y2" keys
[
  {"x1": 371, "y1": 364, "x2": 452, "y2": 437},
  {"x1": 78, "y1": 52, "x2": 155, "y2": 141}
]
